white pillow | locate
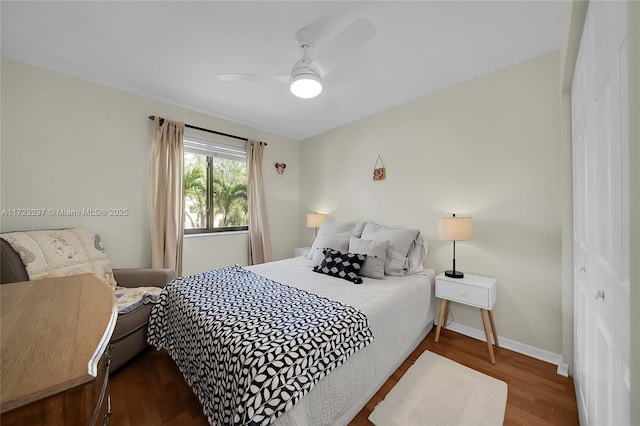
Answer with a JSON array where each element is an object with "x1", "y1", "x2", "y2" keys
[
  {"x1": 307, "y1": 219, "x2": 366, "y2": 260},
  {"x1": 349, "y1": 236, "x2": 389, "y2": 279},
  {"x1": 352, "y1": 221, "x2": 366, "y2": 237},
  {"x1": 407, "y1": 233, "x2": 428, "y2": 273},
  {"x1": 360, "y1": 222, "x2": 420, "y2": 276},
  {"x1": 310, "y1": 234, "x2": 350, "y2": 267}
]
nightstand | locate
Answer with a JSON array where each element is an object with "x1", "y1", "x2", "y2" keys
[
  {"x1": 293, "y1": 247, "x2": 311, "y2": 257},
  {"x1": 434, "y1": 273, "x2": 499, "y2": 364}
]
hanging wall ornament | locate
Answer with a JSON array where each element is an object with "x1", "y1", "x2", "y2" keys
[
  {"x1": 275, "y1": 162, "x2": 287, "y2": 176},
  {"x1": 373, "y1": 155, "x2": 385, "y2": 181}
]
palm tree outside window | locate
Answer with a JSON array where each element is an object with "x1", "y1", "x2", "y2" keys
[{"x1": 183, "y1": 137, "x2": 248, "y2": 233}]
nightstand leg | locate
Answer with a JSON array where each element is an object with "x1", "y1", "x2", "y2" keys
[
  {"x1": 434, "y1": 299, "x2": 448, "y2": 342},
  {"x1": 442, "y1": 300, "x2": 451, "y2": 329},
  {"x1": 488, "y1": 310, "x2": 499, "y2": 347},
  {"x1": 480, "y1": 309, "x2": 496, "y2": 364}
]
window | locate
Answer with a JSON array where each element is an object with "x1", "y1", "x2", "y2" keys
[{"x1": 183, "y1": 137, "x2": 248, "y2": 233}]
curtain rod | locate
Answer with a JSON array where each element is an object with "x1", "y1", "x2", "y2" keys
[{"x1": 148, "y1": 115, "x2": 266, "y2": 145}]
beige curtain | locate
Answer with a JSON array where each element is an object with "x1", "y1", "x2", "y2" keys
[
  {"x1": 149, "y1": 116, "x2": 185, "y2": 276},
  {"x1": 246, "y1": 139, "x2": 272, "y2": 265}
]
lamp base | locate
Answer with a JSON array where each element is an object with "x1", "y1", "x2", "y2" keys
[{"x1": 444, "y1": 270, "x2": 464, "y2": 279}]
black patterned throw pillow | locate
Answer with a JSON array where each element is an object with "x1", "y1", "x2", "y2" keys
[{"x1": 313, "y1": 248, "x2": 367, "y2": 284}]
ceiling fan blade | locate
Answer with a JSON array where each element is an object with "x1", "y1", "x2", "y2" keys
[
  {"x1": 313, "y1": 17, "x2": 377, "y2": 76},
  {"x1": 217, "y1": 74, "x2": 290, "y2": 83}
]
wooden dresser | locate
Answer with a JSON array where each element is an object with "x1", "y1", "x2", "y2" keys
[{"x1": 0, "y1": 274, "x2": 117, "y2": 425}]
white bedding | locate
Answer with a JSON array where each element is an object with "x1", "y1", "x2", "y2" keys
[{"x1": 247, "y1": 256, "x2": 436, "y2": 425}]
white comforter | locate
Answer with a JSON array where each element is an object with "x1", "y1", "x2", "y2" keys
[{"x1": 247, "y1": 256, "x2": 436, "y2": 425}]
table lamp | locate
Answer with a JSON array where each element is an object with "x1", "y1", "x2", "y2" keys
[
  {"x1": 437, "y1": 214, "x2": 473, "y2": 278},
  {"x1": 306, "y1": 213, "x2": 326, "y2": 239}
]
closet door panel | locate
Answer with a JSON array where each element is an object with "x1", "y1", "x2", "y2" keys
[{"x1": 571, "y1": 1, "x2": 629, "y2": 424}]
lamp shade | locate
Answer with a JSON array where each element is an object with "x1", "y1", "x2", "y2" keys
[
  {"x1": 306, "y1": 213, "x2": 326, "y2": 228},
  {"x1": 437, "y1": 216, "x2": 473, "y2": 241}
]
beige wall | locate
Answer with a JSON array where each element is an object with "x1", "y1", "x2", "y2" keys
[
  {"x1": 0, "y1": 58, "x2": 300, "y2": 272},
  {"x1": 299, "y1": 51, "x2": 563, "y2": 354}
]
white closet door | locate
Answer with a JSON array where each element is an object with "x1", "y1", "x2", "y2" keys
[
  {"x1": 572, "y1": 31, "x2": 592, "y2": 421},
  {"x1": 572, "y1": 1, "x2": 630, "y2": 424}
]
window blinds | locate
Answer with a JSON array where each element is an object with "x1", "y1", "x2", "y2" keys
[{"x1": 184, "y1": 136, "x2": 246, "y2": 161}]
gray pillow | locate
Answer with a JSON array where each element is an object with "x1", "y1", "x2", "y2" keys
[
  {"x1": 361, "y1": 222, "x2": 420, "y2": 276},
  {"x1": 310, "y1": 234, "x2": 350, "y2": 267},
  {"x1": 349, "y1": 236, "x2": 390, "y2": 279},
  {"x1": 407, "y1": 233, "x2": 428, "y2": 273},
  {"x1": 307, "y1": 219, "x2": 366, "y2": 260}
]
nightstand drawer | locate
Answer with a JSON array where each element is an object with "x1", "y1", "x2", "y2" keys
[
  {"x1": 435, "y1": 273, "x2": 497, "y2": 310},
  {"x1": 437, "y1": 281, "x2": 489, "y2": 308}
]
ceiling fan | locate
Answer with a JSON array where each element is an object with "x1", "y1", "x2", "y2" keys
[{"x1": 217, "y1": 18, "x2": 377, "y2": 99}]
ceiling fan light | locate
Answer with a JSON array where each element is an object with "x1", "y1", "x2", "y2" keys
[{"x1": 290, "y1": 73, "x2": 322, "y2": 99}]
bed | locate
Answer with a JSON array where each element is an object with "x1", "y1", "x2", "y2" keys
[{"x1": 148, "y1": 220, "x2": 437, "y2": 425}]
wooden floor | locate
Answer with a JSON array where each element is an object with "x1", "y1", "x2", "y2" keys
[{"x1": 110, "y1": 329, "x2": 579, "y2": 425}]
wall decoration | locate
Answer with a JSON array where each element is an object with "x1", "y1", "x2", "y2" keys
[
  {"x1": 373, "y1": 155, "x2": 386, "y2": 181},
  {"x1": 275, "y1": 162, "x2": 287, "y2": 176}
]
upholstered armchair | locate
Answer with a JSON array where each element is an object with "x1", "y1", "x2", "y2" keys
[{"x1": 0, "y1": 235, "x2": 175, "y2": 372}]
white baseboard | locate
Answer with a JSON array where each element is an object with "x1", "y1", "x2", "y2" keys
[{"x1": 446, "y1": 321, "x2": 571, "y2": 377}]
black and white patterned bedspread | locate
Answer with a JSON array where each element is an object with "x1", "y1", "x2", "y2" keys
[{"x1": 147, "y1": 265, "x2": 374, "y2": 426}]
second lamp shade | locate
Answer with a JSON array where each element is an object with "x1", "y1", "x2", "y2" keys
[
  {"x1": 306, "y1": 213, "x2": 326, "y2": 229},
  {"x1": 437, "y1": 216, "x2": 473, "y2": 241}
]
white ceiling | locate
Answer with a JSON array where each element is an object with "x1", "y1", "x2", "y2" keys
[{"x1": 1, "y1": 1, "x2": 564, "y2": 141}]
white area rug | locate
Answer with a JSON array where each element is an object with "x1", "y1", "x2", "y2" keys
[{"x1": 369, "y1": 351, "x2": 507, "y2": 426}]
